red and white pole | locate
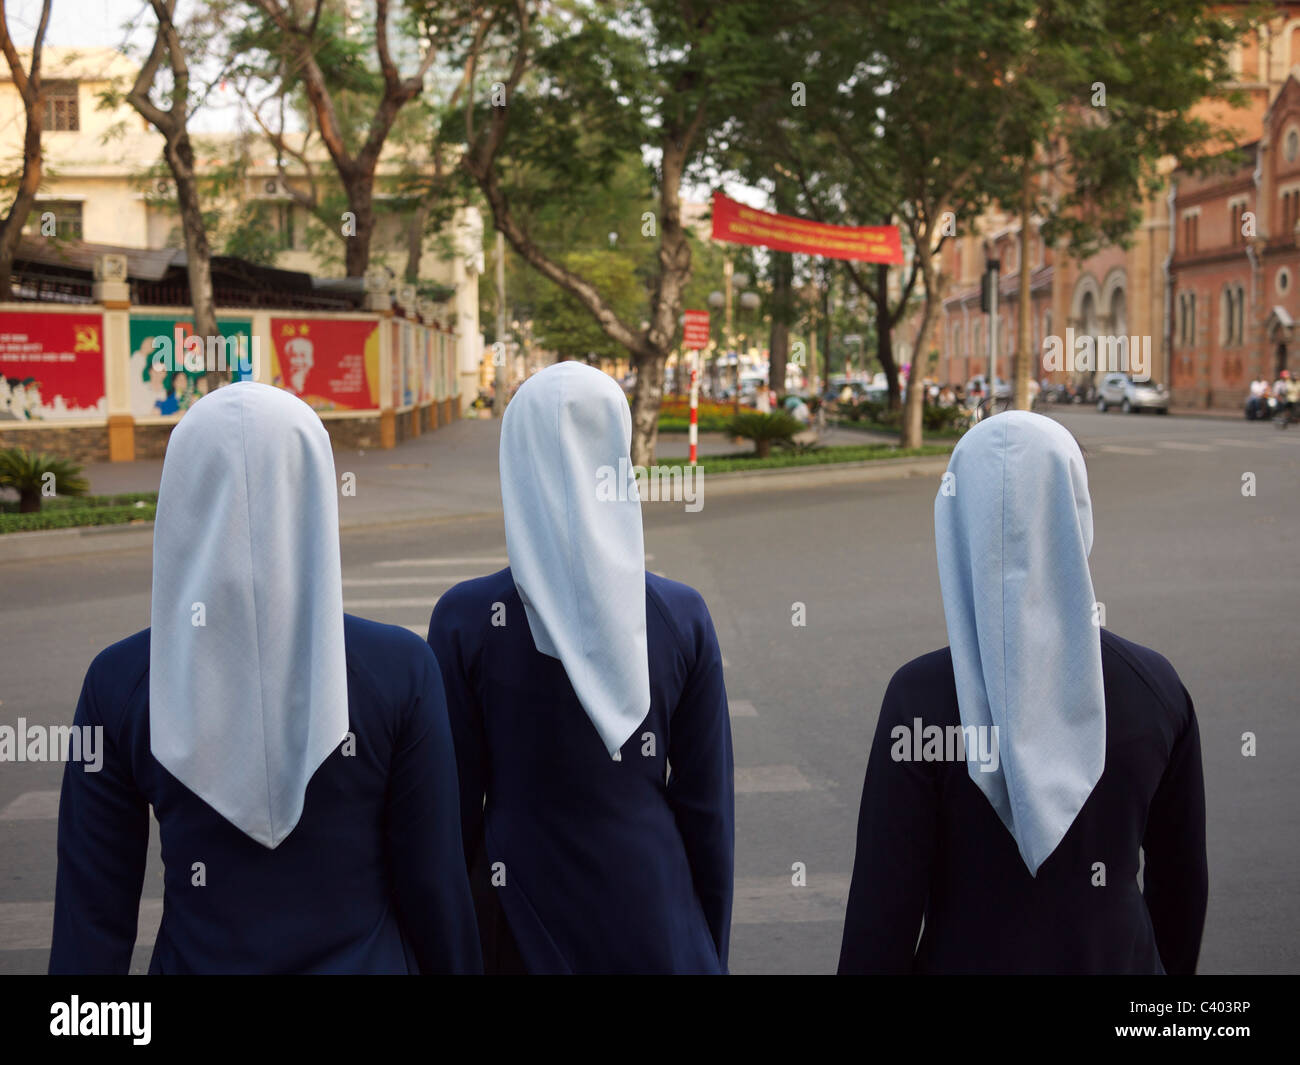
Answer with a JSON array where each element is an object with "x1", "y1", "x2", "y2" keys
[{"x1": 689, "y1": 349, "x2": 700, "y2": 466}]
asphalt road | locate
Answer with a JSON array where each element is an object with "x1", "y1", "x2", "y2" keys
[{"x1": 0, "y1": 408, "x2": 1296, "y2": 974}]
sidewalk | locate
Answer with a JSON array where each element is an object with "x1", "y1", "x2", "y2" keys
[{"x1": 1, "y1": 416, "x2": 949, "y2": 562}]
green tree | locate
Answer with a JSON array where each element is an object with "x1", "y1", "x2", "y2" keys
[
  {"x1": 460, "y1": 0, "x2": 794, "y2": 464},
  {"x1": 993, "y1": 2, "x2": 1249, "y2": 409}
]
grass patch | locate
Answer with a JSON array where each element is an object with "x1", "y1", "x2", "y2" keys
[
  {"x1": 829, "y1": 417, "x2": 967, "y2": 441},
  {"x1": 654, "y1": 443, "x2": 952, "y2": 475},
  {"x1": 0, "y1": 493, "x2": 157, "y2": 533}
]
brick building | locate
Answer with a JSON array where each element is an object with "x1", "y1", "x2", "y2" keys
[{"x1": 913, "y1": 5, "x2": 1300, "y2": 410}]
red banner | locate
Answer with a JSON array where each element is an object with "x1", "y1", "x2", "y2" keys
[
  {"x1": 0, "y1": 311, "x2": 105, "y2": 420},
  {"x1": 711, "y1": 192, "x2": 904, "y2": 264}
]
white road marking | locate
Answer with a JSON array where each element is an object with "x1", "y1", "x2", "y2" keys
[
  {"x1": 344, "y1": 598, "x2": 442, "y2": 609},
  {"x1": 374, "y1": 557, "x2": 508, "y2": 568},
  {"x1": 730, "y1": 699, "x2": 759, "y2": 718},
  {"x1": 373, "y1": 553, "x2": 654, "y2": 568},
  {"x1": 1097, "y1": 445, "x2": 1156, "y2": 456},
  {"x1": 1210, "y1": 437, "x2": 1270, "y2": 448},
  {"x1": 0, "y1": 899, "x2": 163, "y2": 952},
  {"x1": 343, "y1": 576, "x2": 471, "y2": 586},
  {"x1": 1155, "y1": 441, "x2": 1215, "y2": 452},
  {"x1": 732, "y1": 874, "x2": 851, "y2": 925},
  {"x1": 0, "y1": 790, "x2": 60, "y2": 820},
  {"x1": 735, "y1": 765, "x2": 812, "y2": 793}
]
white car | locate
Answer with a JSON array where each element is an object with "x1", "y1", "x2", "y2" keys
[{"x1": 1096, "y1": 372, "x2": 1169, "y2": 414}]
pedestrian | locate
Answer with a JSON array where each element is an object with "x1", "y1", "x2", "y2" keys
[
  {"x1": 755, "y1": 382, "x2": 772, "y2": 413},
  {"x1": 1274, "y1": 369, "x2": 1290, "y2": 413},
  {"x1": 427, "y1": 360, "x2": 734, "y2": 974},
  {"x1": 1248, "y1": 374, "x2": 1269, "y2": 419},
  {"x1": 838, "y1": 411, "x2": 1207, "y2": 974},
  {"x1": 49, "y1": 383, "x2": 481, "y2": 975}
]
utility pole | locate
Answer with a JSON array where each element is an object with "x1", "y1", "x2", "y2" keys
[{"x1": 494, "y1": 230, "x2": 507, "y2": 417}]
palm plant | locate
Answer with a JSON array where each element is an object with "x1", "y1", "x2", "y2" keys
[
  {"x1": 727, "y1": 411, "x2": 802, "y2": 458},
  {"x1": 0, "y1": 447, "x2": 89, "y2": 513}
]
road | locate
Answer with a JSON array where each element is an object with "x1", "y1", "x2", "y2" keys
[{"x1": 1, "y1": 408, "x2": 1296, "y2": 973}]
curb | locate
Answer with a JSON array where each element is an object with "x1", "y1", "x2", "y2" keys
[{"x1": 0, "y1": 453, "x2": 952, "y2": 562}]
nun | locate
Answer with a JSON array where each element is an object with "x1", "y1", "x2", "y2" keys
[
  {"x1": 427, "y1": 361, "x2": 734, "y2": 974},
  {"x1": 838, "y1": 411, "x2": 1208, "y2": 974},
  {"x1": 49, "y1": 382, "x2": 480, "y2": 974}
]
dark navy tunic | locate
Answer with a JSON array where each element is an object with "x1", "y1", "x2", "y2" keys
[
  {"x1": 49, "y1": 615, "x2": 481, "y2": 974},
  {"x1": 428, "y1": 568, "x2": 734, "y2": 974},
  {"x1": 839, "y1": 628, "x2": 1208, "y2": 974}
]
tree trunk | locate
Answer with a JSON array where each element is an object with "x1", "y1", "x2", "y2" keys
[
  {"x1": 768, "y1": 173, "x2": 795, "y2": 398},
  {"x1": 344, "y1": 179, "x2": 376, "y2": 278},
  {"x1": 901, "y1": 251, "x2": 938, "y2": 449},
  {"x1": 1014, "y1": 158, "x2": 1034, "y2": 410},
  {"x1": 19, "y1": 488, "x2": 40, "y2": 513},
  {"x1": 769, "y1": 250, "x2": 792, "y2": 399},
  {"x1": 821, "y1": 265, "x2": 833, "y2": 397},
  {"x1": 0, "y1": 0, "x2": 50, "y2": 302},
  {"x1": 165, "y1": 134, "x2": 221, "y2": 391},
  {"x1": 873, "y1": 263, "x2": 902, "y2": 410},
  {"x1": 755, "y1": 438, "x2": 771, "y2": 458},
  {"x1": 405, "y1": 202, "x2": 430, "y2": 282},
  {"x1": 168, "y1": 137, "x2": 217, "y2": 339},
  {"x1": 631, "y1": 131, "x2": 692, "y2": 467}
]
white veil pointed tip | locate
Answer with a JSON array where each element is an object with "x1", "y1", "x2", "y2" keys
[
  {"x1": 934, "y1": 411, "x2": 1106, "y2": 875},
  {"x1": 149, "y1": 382, "x2": 349, "y2": 849},
  {"x1": 500, "y1": 362, "x2": 651, "y2": 756}
]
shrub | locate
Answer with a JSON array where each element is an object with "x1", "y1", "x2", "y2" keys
[
  {"x1": 726, "y1": 411, "x2": 802, "y2": 457},
  {"x1": 0, "y1": 448, "x2": 89, "y2": 513}
]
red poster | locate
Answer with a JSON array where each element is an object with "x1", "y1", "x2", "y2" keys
[
  {"x1": 711, "y1": 192, "x2": 903, "y2": 264},
  {"x1": 270, "y1": 317, "x2": 380, "y2": 412},
  {"x1": 0, "y1": 311, "x2": 105, "y2": 420},
  {"x1": 683, "y1": 310, "x2": 710, "y2": 349}
]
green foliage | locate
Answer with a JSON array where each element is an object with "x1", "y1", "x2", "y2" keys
[
  {"x1": 0, "y1": 448, "x2": 89, "y2": 513},
  {"x1": 0, "y1": 501, "x2": 156, "y2": 534},
  {"x1": 726, "y1": 410, "x2": 803, "y2": 456},
  {"x1": 654, "y1": 442, "x2": 953, "y2": 474}
]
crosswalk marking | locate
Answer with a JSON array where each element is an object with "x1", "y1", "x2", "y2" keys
[
  {"x1": 0, "y1": 790, "x2": 59, "y2": 821},
  {"x1": 344, "y1": 598, "x2": 442, "y2": 609},
  {"x1": 1156, "y1": 441, "x2": 1215, "y2": 452},
  {"x1": 374, "y1": 557, "x2": 508, "y2": 568},
  {"x1": 730, "y1": 699, "x2": 759, "y2": 718},
  {"x1": 0, "y1": 878, "x2": 853, "y2": 953},
  {"x1": 1098, "y1": 445, "x2": 1156, "y2": 456},
  {"x1": 735, "y1": 765, "x2": 811, "y2": 793},
  {"x1": 0, "y1": 899, "x2": 163, "y2": 952},
  {"x1": 343, "y1": 576, "x2": 472, "y2": 587},
  {"x1": 1211, "y1": 437, "x2": 1270, "y2": 448},
  {"x1": 733, "y1": 874, "x2": 851, "y2": 925},
  {"x1": 372, "y1": 554, "x2": 654, "y2": 569}
]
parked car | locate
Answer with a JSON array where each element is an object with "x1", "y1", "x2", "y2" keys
[{"x1": 1096, "y1": 372, "x2": 1169, "y2": 414}]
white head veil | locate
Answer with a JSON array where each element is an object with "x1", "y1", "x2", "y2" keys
[
  {"x1": 934, "y1": 411, "x2": 1106, "y2": 875},
  {"x1": 149, "y1": 382, "x2": 349, "y2": 848},
  {"x1": 499, "y1": 362, "x2": 651, "y2": 756}
]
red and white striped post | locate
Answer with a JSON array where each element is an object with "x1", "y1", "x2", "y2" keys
[{"x1": 688, "y1": 349, "x2": 700, "y2": 466}]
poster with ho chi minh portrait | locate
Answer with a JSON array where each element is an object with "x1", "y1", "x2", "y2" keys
[{"x1": 270, "y1": 317, "x2": 381, "y2": 412}]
